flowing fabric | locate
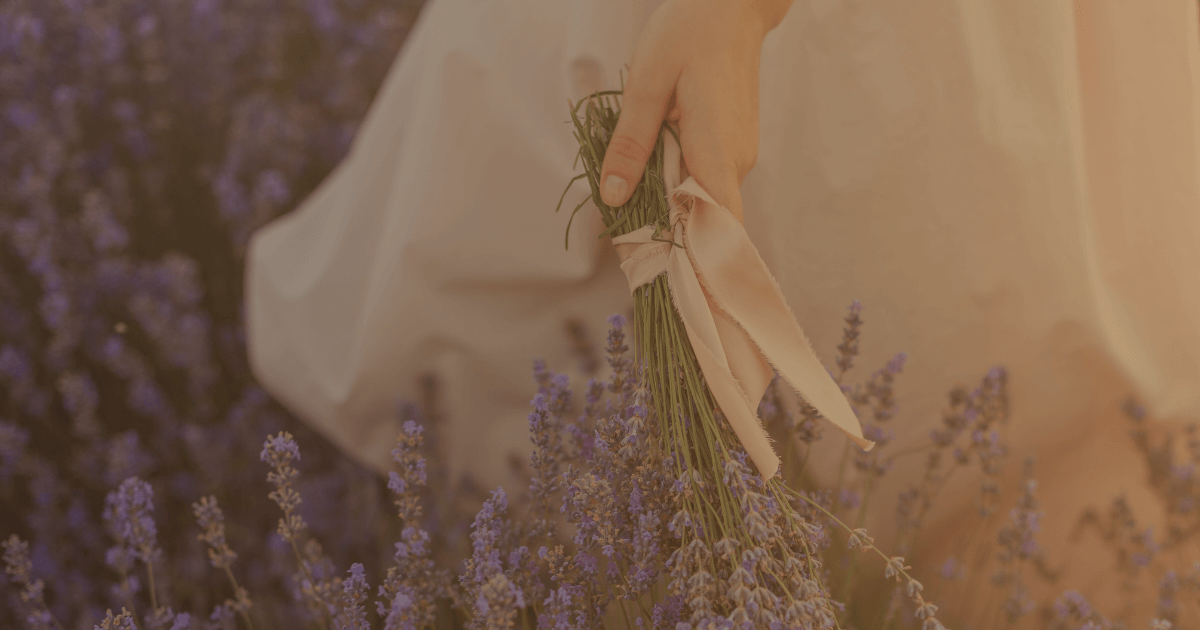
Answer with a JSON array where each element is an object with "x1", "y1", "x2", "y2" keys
[{"x1": 245, "y1": 0, "x2": 1200, "y2": 614}]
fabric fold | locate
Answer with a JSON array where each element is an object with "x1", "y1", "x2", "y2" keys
[{"x1": 611, "y1": 129, "x2": 874, "y2": 478}]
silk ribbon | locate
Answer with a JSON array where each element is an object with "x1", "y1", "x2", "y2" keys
[{"x1": 610, "y1": 129, "x2": 874, "y2": 478}]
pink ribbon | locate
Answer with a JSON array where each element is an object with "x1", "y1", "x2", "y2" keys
[{"x1": 610, "y1": 130, "x2": 874, "y2": 478}]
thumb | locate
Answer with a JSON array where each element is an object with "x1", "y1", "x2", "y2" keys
[{"x1": 599, "y1": 62, "x2": 679, "y2": 208}]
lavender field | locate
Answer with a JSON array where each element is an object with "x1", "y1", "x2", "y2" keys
[{"x1": 2, "y1": 1, "x2": 1198, "y2": 629}]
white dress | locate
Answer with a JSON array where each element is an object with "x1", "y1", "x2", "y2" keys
[{"x1": 245, "y1": 0, "x2": 1200, "y2": 609}]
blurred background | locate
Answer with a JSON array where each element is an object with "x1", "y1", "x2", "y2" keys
[
  {"x1": 0, "y1": 1, "x2": 501, "y2": 627},
  {"x1": 4, "y1": 2, "x2": 1200, "y2": 629}
]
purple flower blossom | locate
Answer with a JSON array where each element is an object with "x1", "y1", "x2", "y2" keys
[
  {"x1": 96, "y1": 608, "x2": 137, "y2": 630},
  {"x1": 3, "y1": 534, "x2": 59, "y2": 629},
  {"x1": 886, "y1": 352, "x2": 907, "y2": 375},
  {"x1": 380, "y1": 585, "x2": 417, "y2": 630},
  {"x1": 192, "y1": 496, "x2": 236, "y2": 570},
  {"x1": 389, "y1": 417, "x2": 428, "y2": 524},
  {"x1": 102, "y1": 477, "x2": 162, "y2": 566},
  {"x1": 939, "y1": 557, "x2": 962, "y2": 581},
  {"x1": 338, "y1": 563, "x2": 370, "y2": 630},
  {"x1": 466, "y1": 488, "x2": 508, "y2": 586},
  {"x1": 835, "y1": 300, "x2": 863, "y2": 375}
]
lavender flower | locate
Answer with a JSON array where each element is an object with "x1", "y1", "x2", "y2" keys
[
  {"x1": 206, "y1": 603, "x2": 237, "y2": 630},
  {"x1": 377, "y1": 417, "x2": 446, "y2": 630},
  {"x1": 1051, "y1": 591, "x2": 1118, "y2": 630},
  {"x1": 103, "y1": 476, "x2": 165, "y2": 614},
  {"x1": 605, "y1": 313, "x2": 632, "y2": 404},
  {"x1": 193, "y1": 496, "x2": 236, "y2": 570},
  {"x1": 939, "y1": 557, "x2": 963, "y2": 582},
  {"x1": 336, "y1": 563, "x2": 369, "y2": 630},
  {"x1": 260, "y1": 432, "x2": 306, "y2": 543},
  {"x1": 461, "y1": 488, "x2": 527, "y2": 630},
  {"x1": 990, "y1": 457, "x2": 1044, "y2": 619},
  {"x1": 465, "y1": 488, "x2": 509, "y2": 591},
  {"x1": 388, "y1": 418, "x2": 427, "y2": 524},
  {"x1": 1075, "y1": 494, "x2": 1160, "y2": 595},
  {"x1": 3, "y1": 534, "x2": 60, "y2": 630},
  {"x1": 260, "y1": 433, "x2": 342, "y2": 627},
  {"x1": 96, "y1": 608, "x2": 136, "y2": 630},
  {"x1": 527, "y1": 375, "x2": 568, "y2": 541},
  {"x1": 192, "y1": 496, "x2": 254, "y2": 629},
  {"x1": 476, "y1": 573, "x2": 523, "y2": 630},
  {"x1": 834, "y1": 300, "x2": 863, "y2": 378}
]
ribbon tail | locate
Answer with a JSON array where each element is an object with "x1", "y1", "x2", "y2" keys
[
  {"x1": 665, "y1": 236, "x2": 782, "y2": 478},
  {"x1": 710, "y1": 307, "x2": 776, "y2": 414},
  {"x1": 666, "y1": 179, "x2": 874, "y2": 452}
]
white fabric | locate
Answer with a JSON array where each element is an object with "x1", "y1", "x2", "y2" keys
[{"x1": 246, "y1": 0, "x2": 1200, "y2": 607}]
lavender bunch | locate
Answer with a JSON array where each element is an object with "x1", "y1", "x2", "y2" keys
[{"x1": 558, "y1": 87, "x2": 950, "y2": 630}]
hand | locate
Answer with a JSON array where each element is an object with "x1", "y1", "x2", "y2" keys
[{"x1": 599, "y1": 0, "x2": 789, "y2": 224}]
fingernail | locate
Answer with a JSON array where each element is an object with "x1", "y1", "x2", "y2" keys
[{"x1": 602, "y1": 175, "x2": 628, "y2": 207}]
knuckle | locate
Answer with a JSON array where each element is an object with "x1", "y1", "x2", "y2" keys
[{"x1": 605, "y1": 135, "x2": 653, "y2": 170}]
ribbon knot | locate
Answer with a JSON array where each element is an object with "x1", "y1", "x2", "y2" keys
[{"x1": 610, "y1": 130, "x2": 874, "y2": 478}]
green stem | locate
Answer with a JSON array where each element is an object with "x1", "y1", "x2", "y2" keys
[
  {"x1": 617, "y1": 596, "x2": 634, "y2": 629},
  {"x1": 839, "y1": 468, "x2": 876, "y2": 613},
  {"x1": 288, "y1": 538, "x2": 331, "y2": 630},
  {"x1": 117, "y1": 568, "x2": 142, "y2": 630},
  {"x1": 782, "y1": 484, "x2": 930, "y2": 601},
  {"x1": 144, "y1": 560, "x2": 159, "y2": 615},
  {"x1": 797, "y1": 441, "x2": 812, "y2": 479},
  {"x1": 833, "y1": 441, "x2": 852, "y2": 515},
  {"x1": 223, "y1": 566, "x2": 256, "y2": 630}
]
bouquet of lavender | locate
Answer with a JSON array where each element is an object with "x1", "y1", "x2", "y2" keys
[{"x1": 555, "y1": 86, "x2": 945, "y2": 628}]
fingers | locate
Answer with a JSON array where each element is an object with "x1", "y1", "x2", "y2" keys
[
  {"x1": 599, "y1": 50, "x2": 680, "y2": 208},
  {"x1": 683, "y1": 146, "x2": 745, "y2": 224},
  {"x1": 675, "y1": 73, "x2": 754, "y2": 225}
]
